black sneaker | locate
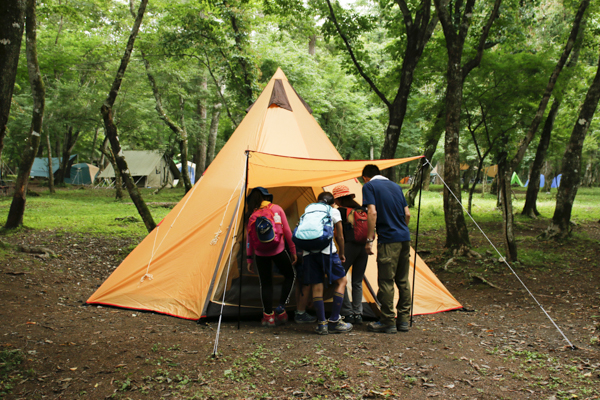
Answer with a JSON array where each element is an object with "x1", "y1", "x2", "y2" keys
[
  {"x1": 353, "y1": 314, "x2": 363, "y2": 325},
  {"x1": 367, "y1": 321, "x2": 397, "y2": 334},
  {"x1": 397, "y1": 321, "x2": 410, "y2": 332},
  {"x1": 341, "y1": 314, "x2": 355, "y2": 324}
]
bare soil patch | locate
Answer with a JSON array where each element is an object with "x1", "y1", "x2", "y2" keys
[{"x1": 1, "y1": 220, "x2": 599, "y2": 399}]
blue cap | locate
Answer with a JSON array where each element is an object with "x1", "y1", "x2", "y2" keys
[
  {"x1": 248, "y1": 186, "x2": 273, "y2": 202},
  {"x1": 255, "y1": 216, "x2": 275, "y2": 243}
]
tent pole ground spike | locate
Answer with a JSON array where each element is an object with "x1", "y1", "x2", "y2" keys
[
  {"x1": 423, "y1": 158, "x2": 576, "y2": 350},
  {"x1": 410, "y1": 158, "x2": 425, "y2": 328}
]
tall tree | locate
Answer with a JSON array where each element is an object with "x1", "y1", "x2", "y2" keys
[
  {"x1": 4, "y1": 0, "x2": 45, "y2": 229},
  {"x1": 522, "y1": 22, "x2": 586, "y2": 218},
  {"x1": 546, "y1": 49, "x2": 600, "y2": 239},
  {"x1": 323, "y1": 0, "x2": 438, "y2": 181},
  {"x1": 496, "y1": 0, "x2": 589, "y2": 260},
  {"x1": 0, "y1": 0, "x2": 26, "y2": 160},
  {"x1": 54, "y1": 125, "x2": 80, "y2": 185},
  {"x1": 433, "y1": 0, "x2": 502, "y2": 254},
  {"x1": 100, "y1": 0, "x2": 155, "y2": 233},
  {"x1": 141, "y1": 54, "x2": 193, "y2": 192}
]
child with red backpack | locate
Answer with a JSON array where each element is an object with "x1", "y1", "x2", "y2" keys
[
  {"x1": 246, "y1": 187, "x2": 297, "y2": 327},
  {"x1": 332, "y1": 184, "x2": 369, "y2": 325}
]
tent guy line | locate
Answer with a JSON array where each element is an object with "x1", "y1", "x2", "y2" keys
[
  {"x1": 140, "y1": 173, "x2": 205, "y2": 285},
  {"x1": 423, "y1": 158, "x2": 575, "y2": 350}
]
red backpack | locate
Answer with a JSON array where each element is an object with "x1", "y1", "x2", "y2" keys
[
  {"x1": 345, "y1": 207, "x2": 368, "y2": 244},
  {"x1": 248, "y1": 204, "x2": 284, "y2": 252}
]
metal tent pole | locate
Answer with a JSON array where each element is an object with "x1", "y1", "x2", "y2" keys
[{"x1": 410, "y1": 158, "x2": 425, "y2": 327}]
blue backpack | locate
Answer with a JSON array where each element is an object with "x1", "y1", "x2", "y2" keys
[{"x1": 292, "y1": 202, "x2": 334, "y2": 251}]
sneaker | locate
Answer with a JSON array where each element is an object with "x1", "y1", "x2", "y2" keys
[
  {"x1": 328, "y1": 318, "x2": 353, "y2": 334},
  {"x1": 353, "y1": 314, "x2": 363, "y2": 325},
  {"x1": 261, "y1": 312, "x2": 275, "y2": 327},
  {"x1": 315, "y1": 321, "x2": 329, "y2": 335},
  {"x1": 294, "y1": 311, "x2": 317, "y2": 324},
  {"x1": 341, "y1": 314, "x2": 355, "y2": 324},
  {"x1": 275, "y1": 310, "x2": 288, "y2": 325},
  {"x1": 397, "y1": 321, "x2": 410, "y2": 332},
  {"x1": 367, "y1": 321, "x2": 397, "y2": 334}
]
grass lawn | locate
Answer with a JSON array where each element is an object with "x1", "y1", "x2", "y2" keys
[{"x1": 0, "y1": 184, "x2": 598, "y2": 240}]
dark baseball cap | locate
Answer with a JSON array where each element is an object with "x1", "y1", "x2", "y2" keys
[{"x1": 248, "y1": 186, "x2": 273, "y2": 202}]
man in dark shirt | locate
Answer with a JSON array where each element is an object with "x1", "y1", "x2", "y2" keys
[{"x1": 362, "y1": 164, "x2": 411, "y2": 334}]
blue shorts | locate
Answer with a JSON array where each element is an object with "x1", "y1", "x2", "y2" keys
[{"x1": 298, "y1": 252, "x2": 346, "y2": 285}]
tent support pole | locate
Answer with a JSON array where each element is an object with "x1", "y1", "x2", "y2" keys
[
  {"x1": 238, "y1": 150, "x2": 250, "y2": 330},
  {"x1": 410, "y1": 157, "x2": 425, "y2": 327}
]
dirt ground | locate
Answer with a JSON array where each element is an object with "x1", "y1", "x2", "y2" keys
[{"x1": 1, "y1": 219, "x2": 599, "y2": 400}]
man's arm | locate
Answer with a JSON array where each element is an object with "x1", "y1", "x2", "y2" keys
[
  {"x1": 334, "y1": 221, "x2": 345, "y2": 263},
  {"x1": 404, "y1": 206, "x2": 410, "y2": 226},
  {"x1": 365, "y1": 204, "x2": 377, "y2": 255}
]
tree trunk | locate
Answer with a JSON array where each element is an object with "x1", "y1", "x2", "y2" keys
[
  {"x1": 101, "y1": 146, "x2": 124, "y2": 199},
  {"x1": 462, "y1": 166, "x2": 472, "y2": 191},
  {"x1": 178, "y1": 97, "x2": 192, "y2": 192},
  {"x1": 90, "y1": 126, "x2": 99, "y2": 164},
  {"x1": 435, "y1": 0, "x2": 471, "y2": 253},
  {"x1": 4, "y1": 0, "x2": 45, "y2": 229},
  {"x1": 547, "y1": 50, "x2": 600, "y2": 239},
  {"x1": 308, "y1": 34, "x2": 316, "y2": 55},
  {"x1": 497, "y1": 154, "x2": 518, "y2": 261},
  {"x1": 522, "y1": 98, "x2": 560, "y2": 217},
  {"x1": 206, "y1": 103, "x2": 221, "y2": 167},
  {"x1": 442, "y1": 55, "x2": 471, "y2": 251},
  {"x1": 100, "y1": 0, "x2": 154, "y2": 233},
  {"x1": 45, "y1": 131, "x2": 55, "y2": 194},
  {"x1": 0, "y1": 0, "x2": 26, "y2": 160},
  {"x1": 55, "y1": 125, "x2": 79, "y2": 185},
  {"x1": 194, "y1": 79, "x2": 208, "y2": 177}
]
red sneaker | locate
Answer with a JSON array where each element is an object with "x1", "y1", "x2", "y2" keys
[
  {"x1": 275, "y1": 310, "x2": 288, "y2": 325},
  {"x1": 261, "y1": 312, "x2": 275, "y2": 327}
]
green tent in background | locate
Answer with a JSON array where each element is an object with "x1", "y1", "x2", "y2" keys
[
  {"x1": 65, "y1": 163, "x2": 99, "y2": 185},
  {"x1": 511, "y1": 171, "x2": 524, "y2": 187}
]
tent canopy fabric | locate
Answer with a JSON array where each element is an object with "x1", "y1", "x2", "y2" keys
[
  {"x1": 30, "y1": 155, "x2": 77, "y2": 178},
  {"x1": 87, "y1": 68, "x2": 461, "y2": 321}
]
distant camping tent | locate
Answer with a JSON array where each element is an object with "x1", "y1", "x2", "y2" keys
[
  {"x1": 551, "y1": 174, "x2": 562, "y2": 188},
  {"x1": 88, "y1": 68, "x2": 462, "y2": 320},
  {"x1": 511, "y1": 172, "x2": 524, "y2": 187},
  {"x1": 30, "y1": 155, "x2": 77, "y2": 178},
  {"x1": 174, "y1": 161, "x2": 196, "y2": 185},
  {"x1": 524, "y1": 174, "x2": 546, "y2": 188},
  {"x1": 97, "y1": 150, "x2": 174, "y2": 188},
  {"x1": 65, "y1": 163, "x2": 99, "y2": 185}
]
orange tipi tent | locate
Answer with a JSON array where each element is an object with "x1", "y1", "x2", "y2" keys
[{"x1": 87, "y1": 69, "x2": 462, "y2": 320}]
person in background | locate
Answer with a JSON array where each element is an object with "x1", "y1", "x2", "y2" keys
[
  {"x1": 246, "y1": 187, "x2": 297, "y2": 327},
  {"x1": 332, "y1": 184, "x2": 368, "y2": 325},
  {"x1": 361, "y1": 165, "x2": 411, "y2": 334}
]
